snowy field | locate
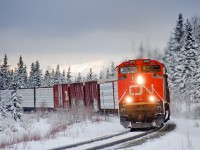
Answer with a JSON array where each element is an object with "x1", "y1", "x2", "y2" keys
[{"x1": 1, "y1": 112, "x2": 200, "y2": 150}]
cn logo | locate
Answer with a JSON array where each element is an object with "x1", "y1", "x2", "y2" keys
[{"x1": 129, "y1": 84, "x2": 154, "y2": 96}]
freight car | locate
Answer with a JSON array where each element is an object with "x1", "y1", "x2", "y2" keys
[
  {"x1": 117, "y1": 59, "x2": 170, "y2": 128},
  {"x1": 53, "y1": 80, "x2": 118, "y2": 113}
]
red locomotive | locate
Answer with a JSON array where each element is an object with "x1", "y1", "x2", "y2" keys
[{"x1": 117, "y1": 59, "x2": 170, "y2": 128}]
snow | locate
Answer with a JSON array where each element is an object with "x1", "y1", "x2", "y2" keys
[
  {"x1": 122, "y1": 117, "x2": 200, "y2": 150},
  {"x1": 1, "y1": 114, "x2": 200, "y2": 150}
]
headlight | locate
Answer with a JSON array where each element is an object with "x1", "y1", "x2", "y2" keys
[
  {"x1": 126, "y1": 97, "x2": 133, "y2": 103},
  {"x1": 149, "y1": 95, "x2": 155, "y2": 102},
  {"x1": 137, "y1": 75, "x2": 144, "y2": 85}
]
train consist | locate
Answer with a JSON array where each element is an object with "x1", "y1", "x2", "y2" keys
[
  {"x1": 0, "y1": 58, "x2": 170, "y2": 128},
  {"x1": 117, "y1": 59, "x2": 170, "y2": 128},
  {"x1": 0, "y1": 80, "x2": 119, "y2": 112}
]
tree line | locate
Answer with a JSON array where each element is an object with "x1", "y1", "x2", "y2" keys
[
  {"x1": 0, "y1": 55, "x2": 117, "y2": 90},
  {"x1": 163, "y1": 14, "x2": 200, "y2": 112}
]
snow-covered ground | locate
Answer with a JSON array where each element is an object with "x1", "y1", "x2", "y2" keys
[
  {"x1": 1, "y1": 113, "x2": 200, "y2": 150},
  {"x1": 124, "y1": 117, "x2": 200, "y2": 150}
]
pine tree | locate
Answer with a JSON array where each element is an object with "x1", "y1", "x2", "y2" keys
[
  {"x1": 9, "y1": 69, "x2": 18, "y2": 90},
  {"x1": 66, "y1": 66, "x2": 72, "y2": 83},
  {"x1": 28, "y1": 61, "x2": 42, "y2": 87},
  {"x1": 182, "y1": 19, "x2": 199, "y2": 102},
  {"x1": 43, "y1": 70, "x2": 51, "y2": 87},
  {"x1": 61, "y1": 70, "x2": 66, "y2": 83},
  {"x1": 99, "y1": 70, "x2": 104, "y2": 79},
  {"x1": 76, "y1": 72, "x2": 82, "y2": 83},
  {"x1": 137, "y1": 43, "x2": 145, "y2": 58},
  {"x1": 110, "y1": 61, "x2": 116, "y2": 78},
  {"x1": 17, "y1": 55, "x2": 27, "y2": 89},
  {"x1": 4, "y1": 90, "x2": 23, "y2": 121},
  {"x1": 28, "y1": 63, "x2": 35, "y2": 88},
  {"x1": 0, "y1": 54, "x2": 9, "y2": 89},
  {"x1": 54, "y1": 64, "x2": 61, "y2": 84},
  {"x1": 34, "y1": 61, "x2": 42, "y2": 87},
  {"x1": 86, "y1": 68, "x2": 96, "y2": 81},
  {"x1": 164, "y1": 14, "x2": 185, "y2": 90},
  {"x1": 106, "y1": 68, "x2": 110, "y2": 79},
  {"x1": 51, "y1": 69, "x2": 55, "y2": 86}
]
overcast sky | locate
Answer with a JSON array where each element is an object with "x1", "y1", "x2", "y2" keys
[{"x1": 1, "y1": 0, "x2": 200, "y2": 72}]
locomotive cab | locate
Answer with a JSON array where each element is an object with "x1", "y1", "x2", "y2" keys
[{"x1": 117, "y1": 59, "x2": 170, "y2": 128}]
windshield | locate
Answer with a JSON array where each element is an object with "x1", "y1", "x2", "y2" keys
[
  {"x1": 142, "y1": 65, "x2": 161, "y2": 72},
  {"x1": 120, "y1": 66, "x2": 137, "y2": 74}
]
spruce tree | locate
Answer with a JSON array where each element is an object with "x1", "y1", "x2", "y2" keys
[
  {"x1": 61, "y1": 70, "x2": 66, "y2": 83},
  {"x1": 0, "y1": 54, "x2": 9, "y2": 89},
  {"x1": 9, "y1": 69, "x2": 18, "y2": 90},
  {"x1": 86, "y1": 68, "x2": 96, "y2": 81},
  {"x1": 4, "y1": 90, "x2": 23, "y2": 121},
  {"x1": 110, "y1": 61, "x2": 116, "y2": 78},
  {"x1": 51, "y1": 69, "x2": 55, "y2": 86},
  {"x1": 76, "y1": 72, "x2": 82, "y2": 83},
  {"x1": 28, "y1": 63, "x2": 35, "y2": 88},
  {"x1": 17, "y1": 55, "x2": 27, "y2": 89},
  {"x1": 137, "y1": 43, "x2": 145, "y2": 58},
  {"x1": 182, "y1": 19, "x2": 198, "y2": 102},
  {"x1": 54, "y1": 64, "x2": 61, "y2": 84},
  {"x1": 43, "y1": 70, "x2": 51, "y2": 87},
  {"x1": 106, "y1": 68, "x2": 110, "y2": 79},
  {"x1": 66, "y1": 66, "x2": 72, "y2": 83},
  {"x1": 34, "y1": 61, "x2": 42, "y2": 87},
  {"x1": 164, "y1": 14, "x2": 185, "y2": 90}
]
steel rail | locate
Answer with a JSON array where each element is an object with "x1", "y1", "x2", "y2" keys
[
  {"x1": 85, "y1": 124, "x2": 164, "y2": 150},
  {"x1": 118, "y1": 123, "x2": 176, "y2": 149},
  {"x1": 49, "y1": 129, "x2": 130, "y2": 150}
]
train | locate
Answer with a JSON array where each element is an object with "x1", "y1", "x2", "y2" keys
[
  {"x1": 117, "y1": 59, "x2": 170, "y2": 128},
  {"x1": 0, "y1": 58, "x2": 170, "y2": 129}
]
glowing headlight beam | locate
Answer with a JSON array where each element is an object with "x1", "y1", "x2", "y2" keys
[
  {"x1": 126, "y1": 97, "x2": 132, "y2": 103},
  {"x1": 149, "y1": 95, "x2": 155, "y2": 102},
  {"x1": 137, "y1": 75, "x2": 144, "y2": 85}
]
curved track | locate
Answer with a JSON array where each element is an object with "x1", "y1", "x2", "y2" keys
[
  {"x1": 50, "y1": 123, "x2": 176, "y2": 150},
  {"x1": 115, "y1": 123, "x2": 176, "y2": 149}
]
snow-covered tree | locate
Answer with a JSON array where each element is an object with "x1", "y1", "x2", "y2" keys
[
  {"x1": 0, "y1": 90, "x2": 23, "y2": 122},
  {"x1": 0, "y1": 54, "x2": 9, "y2": 89},
  {"x1": 137, "y1": 43, "x2": 145, "y2": 58},
  {"x1": 9, "y1": 69, "x2": 18, "y2": 90},
  {"x1": 164, "y1": 14, "x2": 185, "y2": 90},
  {"x1": 182, "y1": 19, "x2": 199, "y2": 102},
  {"x1": 43, "y1": 70, "x2": 51, "y2": 87},
  {"x1": 17, "y1": 55, "x2": 28, "y2": 89},
  {"x1": 28, "y1": 61, "x2": 42, "y2": 87},
  {"x1": 51, "y1": 69, "x2": 55, "y2": 86},
  {"x1": 66, "y1": 66, "x2": 72, "y2": 83},
  {"x1": 76, "y1": 72, "x2": 82, "y2": 83},
  {"x1": 34, "y1": 61, "x2": 42, "y2": 87},
  {"x1": 54, "y1": 64, "x2": 61, "y2": 84},
  {"x1": 61, "y1": 70, "x2": 66, "y2": 83},
  {"x1": 106, "y1": 68, "x2": 110, "y2": 79},
  {"x1": 99, "y1": 70, "x2": 105, "y2": 79},
  {"x1": 110, "y1": 61, "x2": 116, "y2": 78},
  {"x1": 86, "y1": 68, "x2": 97, "y2": 81},
  {"x1": 28, "y1": 63, "x2": 35, "y2": 87}
]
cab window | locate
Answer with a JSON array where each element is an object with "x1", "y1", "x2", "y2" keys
[
  {"x1": 142, "y1": 65, "x2": 161, "y2": 72},
  {"x1": 120, "y1": 66, "x2": 137, "y2": 74}
]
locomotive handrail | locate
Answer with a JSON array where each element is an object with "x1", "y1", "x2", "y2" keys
[
  {"x1": 119, "y1": 89, "x2": 128, "y2": 103},
  {"x1": 152, "y1": 87, "x2": 166, "y2": 113}
]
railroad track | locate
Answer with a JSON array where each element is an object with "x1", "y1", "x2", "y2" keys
[{"x1": 50, "y1": 123, "x2": 176, "y2": 150}]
